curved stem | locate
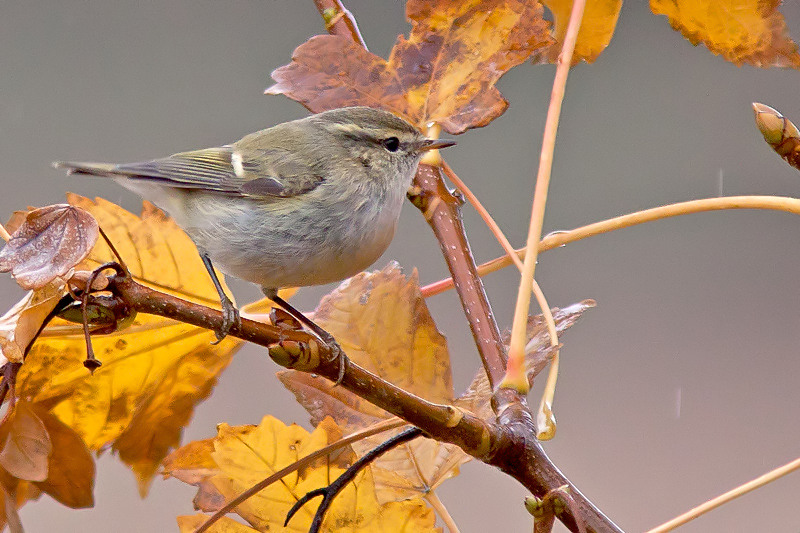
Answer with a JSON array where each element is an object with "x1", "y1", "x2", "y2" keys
[
  {"x1": 0, "y1": 222, "x2": 10, "y2": 242},
  {"x1": 422, "y1": 195, "x2": 800, "y2": 297},
  {"x1": 646, "y1": 455, "x2": 800, "y2": 533},
  {"x1": 425, "y1": 490, "x2": 460, "y2": 533},
  {"x1": 504, "y1": 0, "x2": 586, "y2": 399}
]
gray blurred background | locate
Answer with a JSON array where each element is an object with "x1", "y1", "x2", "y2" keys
[{"x1": 2, "y1": 1, "x2": 800, "y2": 531}]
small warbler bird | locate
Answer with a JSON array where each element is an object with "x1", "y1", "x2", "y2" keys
[{"x1": 55, "y1": 106, "x2": 454, "y2": 356}]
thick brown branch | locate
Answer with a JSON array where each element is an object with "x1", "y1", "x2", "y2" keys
[
  {"x1": 493, "y1": 401, "x2": 622, "y2": 532},
  {"x1": 410, "y1": 164, "x2": 522, "y2": 409},
  {"x1": 111, "y1": 273, "x2": 620, "y2": 532},
  {"x1": 111, "y1": 274, "x2": 495, "y2": 457}
]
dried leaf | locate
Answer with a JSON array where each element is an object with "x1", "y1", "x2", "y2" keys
[
  {"x1": 0, "y1": 467, "x2": 42, "y2": 532},
  {"x1": 753, "y1": 102, "x2": 800, "y2": 171},
  {"x1": 29, "y1": 403, "x2": 94, "y2": 509},
  {"x1": 0, "y1": 204, "x2": 99, "y2": 290},
  {"x1": 279, "y1": 263, "x2": 469, "y2": 503},
  {"x1": 456, "y1": 300, "x2": 596, "y2": 420},
  {"x1": 267, "y1": 0, "x2": 552, "y2": 134},
  {"x1": 651, "y1": 0, "x2": 800, "y2": 68},
  {"x1": 0, "y1": 402, "x2": 51, "y2": 482},
  {"x1": 0, "y1": 280, "x2": 66, "y2": 364},
  {"x1": 15, "y1": 196, "x2": 245, "y2": 494},
  {"x1": 535, "y1": 0, "x2": 622, "y2": 63}
]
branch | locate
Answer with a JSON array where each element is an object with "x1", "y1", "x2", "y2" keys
[
  {"x1": 408, "y1": 164, "x2": 509, "y2": 395},
  {"x1": 109, "y1": 274, "x2": 495, "y2": 457},
  {"x1": 108, "y1": 269, "x2": 619, "y2": 532},
  {"x1": 312, "y1": 0, "x2": 366, "y2": 49},
  {"x1": 285, "y1": 427, "x2": 423, "y2": 532},
  {"x1": 423, "y1": 195, "x2": 800, "y2": 296},
  {"x1": 504, "y1": 1, "x2": 585, "y2": 441}
]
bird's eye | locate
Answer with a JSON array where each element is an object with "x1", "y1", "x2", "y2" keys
[{"x1": 381, "y1": 137, "x2": 400, "y2": 152}]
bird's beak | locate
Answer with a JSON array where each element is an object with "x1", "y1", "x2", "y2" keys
[{"x1": 416, "y1": 139, "x2": 456, "y2": 152}]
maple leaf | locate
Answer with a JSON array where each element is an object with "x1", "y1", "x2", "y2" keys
[
  {"x1": 13, "y1": 195, "x2": 245, "y2": 495},
  {"x1": 456, "y1": 300, "x2": 596, "y2": 420},
  {"x1": 171, "y1": 416, "x2": 439, "y2": 532},
  {"x1": 0, "y1": 204, "x2": 98, "y2": 290},
  {"x1": 267, "y1": 0, "x2": 552, "y2": 134},
  {"x1": 278, "y1": 263, "x2": 469, "y2": 504},
  {"x1": 753, "y1": 102, "x2": 800, "y2": 171},
  {"x1": 651, "y1": 0, "x2": 800, "y2": 68},
  {"x1": 177, "y1": 515, "x2": 259, "y2": 533},
  {"x1": 535, "y1": 0, "x2": 623, "y2": 64}
]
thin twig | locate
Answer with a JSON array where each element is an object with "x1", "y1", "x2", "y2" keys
[
  {"x1": 312, "y1": 0, "x2": 367, "y2": 49},
  {"x1": 425, "y1": 490, "x2": 460, "y2": 533},
  {"x1": 645, "y1": 455, "x2": 800, "y2": 533},
  {"x1": 196, "y1": 418, "x2": 407, "y2": 533},
  {"x1": 284, "y1": 428, "x2": 423, "y2": 532},
  {"x1": 0, "y1": 223, "x2": 10, "y2": 242},
  {"x1": 442, "y1": 161, "x2": 524, "y2": 272},
  {"x1": 421, "y1": 195, "x2": 800, "y2": 297},
  {"x1": 442, "y1": 160, "x2": 561, "y2": 439},
  {"x1": 503, "y1": 0, "x2": 586, "y2": 417}
]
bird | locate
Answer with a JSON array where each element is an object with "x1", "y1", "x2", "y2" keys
[{"x1": 55, "y1": 106, "x2": 454, "y2": 374}]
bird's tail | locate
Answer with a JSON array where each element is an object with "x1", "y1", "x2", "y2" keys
[{"x1": 53, "y1": 161, "x2": 130, "y2": 178}]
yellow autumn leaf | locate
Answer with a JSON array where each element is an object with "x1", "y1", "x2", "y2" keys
[
  {"x1": 278, "y1": 263, "x2": 469, "y2": 504},
  {"x1": 178, "y1": 514, "x2": 259, "y2": 533},
  {"x1": 204, "y1": 415, "x2": 439, "y2": 532},
  {"x1": 537, "y1": 0, "x2": 622, "y2": 63},
  {"x1": 651, "y1": 0, "x2": 800, "y2": 68},
  {"x1": 15, "y1": 195, "x2": 246, "y2": 494}
]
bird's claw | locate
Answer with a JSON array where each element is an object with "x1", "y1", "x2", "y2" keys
[
  {"x1": 212, "y1": 295, "x2": 241, "y2": 344},
  {"x1": 326, "y1": 339, "x2": 348, "y2": 386}
]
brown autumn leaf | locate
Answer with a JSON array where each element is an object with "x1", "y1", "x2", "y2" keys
[
  {"x1": 535, "y1": 0, "x2": 622, "y2": 63},
  {"x1": 182, "y1": 415, "x2": 438, "y2": 532},
  {"x1": 0, "y1": 400, "x2": 94, "y2": 527},
  {"x1": 0, "y1": 280, "x2": 66, "y2": 364},
  {"x1": 278, "y1": 263, "x2": 469, "y2": 504},
  {"x1": 28, "y1": 403, "x2": 95, "y2": 509},
  {"x1": 753, "y1": 102, "x2": 800, "y2": 171},
  {"x1": 14, "y1": 196, "x2": 246, "y2": 495},
  {"x1": 651, "y1": 0, "x2": 800, "y2": 68},
  {"x1": 0, "y1": 402, "x2": 51, "y2": 482},
  {"x1": 0, "y1": 472, "x2": 39, "y2": 533},
  {"x1": 267, "y1": 0, "x2": 552, "y2": 134},
  {"x1": 0, "y1": 204, "x2": 99, "y2": 290},
  {"x1": 456, "y1": 300, "x2": 596, "y2": 420}
]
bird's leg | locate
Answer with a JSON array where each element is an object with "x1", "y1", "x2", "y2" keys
[
  {"x1": 200, "y1": 252, "x2": 240, "y2": 343},
  {"x1": 262, "y1": 288, "x2": 348, "y2": 385}
]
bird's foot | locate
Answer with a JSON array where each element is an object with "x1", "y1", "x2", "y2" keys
[
  {"x1": 212, "y1": 294, "x2": 241, "y2": 344},
  {"x1": 322, "y1": 336, "x2": 348, "y2": 386}
]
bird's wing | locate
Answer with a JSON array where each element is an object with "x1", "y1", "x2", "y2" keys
[{"x1": 56, "y1": 145, "x2": 324, "y2": 199}]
